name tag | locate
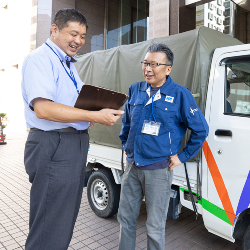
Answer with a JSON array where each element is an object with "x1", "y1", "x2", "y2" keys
[
  {"x1": 165, "y1": 96, "x2": 174, "y2": 103},
  {"x1": 141, "y1": 121, "x2": 161, "y2": 136}
]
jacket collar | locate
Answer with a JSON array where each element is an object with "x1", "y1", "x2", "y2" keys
[{"x1": 139, "y1": 75, "x2": 174, "y2": 95}]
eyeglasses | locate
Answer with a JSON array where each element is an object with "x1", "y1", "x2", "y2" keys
[{"x1": 141, "y1": 62, "x2": 171, "y2": 68}]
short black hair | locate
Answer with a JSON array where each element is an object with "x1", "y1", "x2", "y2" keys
[
  {"x1": 147, "y1": 43, "x2": 174, "y2": 66},
  {"x1": 53, "y1": 9, "x2": 88, "y2": 31}
]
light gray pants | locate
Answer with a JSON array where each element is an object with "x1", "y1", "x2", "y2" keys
[{"x1": 117, "y1": 161, "x2": 173, "y2": 250}]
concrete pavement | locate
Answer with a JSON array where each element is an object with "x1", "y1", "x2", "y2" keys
[{"x1": 0, "y1": 133, "x2": 243, "y2": 250}]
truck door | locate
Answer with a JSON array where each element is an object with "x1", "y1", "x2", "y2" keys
[{"x1": 204, "y1": 52, "x2": 250, "y2": 240}]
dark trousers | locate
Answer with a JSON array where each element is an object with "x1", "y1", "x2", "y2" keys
[{"x1": 24, "y1": 130, "x2": 89, "y2": 250}]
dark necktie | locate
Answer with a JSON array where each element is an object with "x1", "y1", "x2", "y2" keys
[{"x1": 66, "y1": 58, "x2": 71, "y2": 69}]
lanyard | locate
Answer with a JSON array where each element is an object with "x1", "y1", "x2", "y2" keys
[
  {"x1": 45, "y1": 42, "x2": 79, "y2": 94},
  {"x1": 149, "y1": 85, "x2": 157, "y2": 123}
]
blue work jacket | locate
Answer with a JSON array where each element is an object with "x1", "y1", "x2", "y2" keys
[{"x1": 119, "y1": 76, "x2": 209, "y2": 167}]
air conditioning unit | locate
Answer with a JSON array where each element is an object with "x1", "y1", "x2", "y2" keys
[
  {"x1": 217, "y1": 18, "x2": 222, "y2": 25},
  {"x1": 217, "y1": 0, "x2": 223, "y2": 6},
  {"x1": 208, "y1": 12, "x2": 214, "y2": 20},
  {"x1": 217, "y1": 8, "x2": 222, "y2": 16},
  {"x1": 208, "y1": 3, "x2": 214, "y2": 10}
]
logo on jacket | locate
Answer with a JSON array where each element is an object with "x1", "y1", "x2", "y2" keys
[
  {"x1": 165, "y1": 96, "x2": 174, "y2": 103},
  {"x1": 190, "y1": 107, "x2": 198, "y2": 115}
]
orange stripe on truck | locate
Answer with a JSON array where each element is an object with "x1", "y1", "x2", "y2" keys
[{"x1": 202, "y1": 140, "x2": 235, "y2": 225}]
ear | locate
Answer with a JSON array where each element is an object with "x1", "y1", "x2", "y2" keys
[
  {"x1": 166, "y1": 66, "x2": 172, "y2": 76},
  {"x1": 51, "y1": 24, "x2": 59, "y2": 37}
]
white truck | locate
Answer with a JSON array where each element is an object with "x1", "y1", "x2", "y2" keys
[{"x1": 75, "y1": 27, "x2": 250, "y2": 249}]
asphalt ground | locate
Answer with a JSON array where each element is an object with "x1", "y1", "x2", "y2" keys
[{"x1": 0, "y1": 133, "x2": 243, "y2": 250}]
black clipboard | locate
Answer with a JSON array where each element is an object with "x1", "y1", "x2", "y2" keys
[{"x1": 74, "y1": 84, "x2": 128, "y2": 111}]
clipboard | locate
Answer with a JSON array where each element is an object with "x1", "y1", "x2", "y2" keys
[{"x1": 74, "y1": 84, "x2": 128, "y2": 111}]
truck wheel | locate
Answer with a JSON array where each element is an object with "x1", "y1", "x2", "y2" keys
[
  {"x1": 243, "y1": 224, "x2": 250, "y2": 250},
  {"x1": 87, "y1": 169, "x2": 120, "y2": 218}
]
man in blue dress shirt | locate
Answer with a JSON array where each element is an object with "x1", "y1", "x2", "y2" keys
[{"x1": 21, "y1": 9, "x2": 123, "y2": 250}]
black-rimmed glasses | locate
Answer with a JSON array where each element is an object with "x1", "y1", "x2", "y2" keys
[{"x1": 141, "y1": 62, "x2": 171, "y2": 68}]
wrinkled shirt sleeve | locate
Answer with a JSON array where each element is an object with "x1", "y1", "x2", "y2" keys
[
  {"x1": 23, "y1": 54, "x2": 57, "y2": 108},
  {"x1": 177, "y1": 88, "x2": 209, "y2": 163}
]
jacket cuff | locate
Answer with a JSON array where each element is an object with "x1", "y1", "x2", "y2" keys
[
  {"x1": 177, "y1": 151, "x2": 189, "y2": 163},
  {"x1": 121, "y1": 142, "x2": 126, "y2": 150}
]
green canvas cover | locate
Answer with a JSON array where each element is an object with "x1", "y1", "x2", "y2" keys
[{"x1": 75, "y1": 27, "x2": 242, "y2": 150}]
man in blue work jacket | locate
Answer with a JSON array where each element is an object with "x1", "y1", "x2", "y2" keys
[
  {"x1": 22, "y1": 9, "x2": 123, "y2": 250},
  {"x1": 118, "y1": 43, "x2": 209, "y2": 250}
]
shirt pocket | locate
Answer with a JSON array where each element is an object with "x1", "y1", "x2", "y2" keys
[
  {"x1": 129, "y1": 99, "x2": 144, "y2": 121},
  {"x1": 154, "y1": 102, "x2": 178, "y2": 131}
]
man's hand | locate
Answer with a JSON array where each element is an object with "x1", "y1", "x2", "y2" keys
[
  {"x1": 94, "y1": 109, "x2": 124, "y2": 126},
  {"x1": 169, "y1": 154, "x2": 182, "y2": 171},
  {"x1": 90, "y1": 122, "x2": 95, "y2": 127},
  {"x1": 32, "y1": 98, "x2": 124, "y2": 126}
]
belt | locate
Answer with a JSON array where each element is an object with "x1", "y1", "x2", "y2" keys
[{"x1": 30, "y1": 127, "x2": 88, "y2": 134}]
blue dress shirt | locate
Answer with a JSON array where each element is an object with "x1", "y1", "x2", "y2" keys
[{"x1": 21, "y1": 38, "x2": 90, "y2": 131}]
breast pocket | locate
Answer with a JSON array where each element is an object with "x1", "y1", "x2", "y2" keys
[
  {"x1": 154, "y1": 102, "x2": 178, "y2": 131},
  {"x1": 129, "y1": 99, "x2": 144, "y2": 121}
]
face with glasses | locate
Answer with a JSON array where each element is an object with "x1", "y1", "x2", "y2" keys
[{"x1": 142, "y1": 52, "x2": 172, "y2": 88}]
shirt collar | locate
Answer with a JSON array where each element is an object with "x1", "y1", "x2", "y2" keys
[{"x1": 45, "y1": 38, "x2": 77, "y2": 63}]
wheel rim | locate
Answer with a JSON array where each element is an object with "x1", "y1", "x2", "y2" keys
[{"x1": 90, "y1": 178, "x2": 109, "y2": 210}]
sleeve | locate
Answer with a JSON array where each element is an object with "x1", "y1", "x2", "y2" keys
[
  {"x1": 23, "y1": 54, "x2": 58, "y2": 108},
  {"x1": 119, "y1": 87, "x2": 132, "y2": 149},
  {"x1": 177, "y1": 88, "x2": 209, "y2": 163}
]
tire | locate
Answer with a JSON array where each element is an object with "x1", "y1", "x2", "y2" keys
[
  {"x1": 243, "y1": 224, "x2": 250, "y2": 250},
  {"x1": 87, "y1": 169, "x2": 120, "y2": 218}
]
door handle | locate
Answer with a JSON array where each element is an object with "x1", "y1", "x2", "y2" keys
[{"x1": 215, "y1": 129, "x2": 232, "y2": 137}]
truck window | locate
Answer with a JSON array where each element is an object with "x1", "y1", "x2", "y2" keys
[{"x1": 225, "y1": 61, "x2": 250, "y2": 116}]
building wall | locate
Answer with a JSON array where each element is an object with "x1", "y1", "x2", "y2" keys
[
  {"x1": 148, "y1": 0, "x2": 170, "y2": 39},
  {"x1": 235, "y1": 4, "x2": 250, "y2": 43},
  {"x1": 36, "y1": 0, "x2": 75, "y2": 48},
  {"x1": 76, "y1": 0, "x2": 105, "y2": 54},
  {"x1": 107, "y1": 0, "x2": 120, "y2": 49},
  {"x1": 179, "y1": 0, "x2": 196, "y2": 33},
  {"x1": 35, "y1": 0, "x2": 105, "y2": 53},
  {"x1": 203, "y1": 0, "x2": 225, "y2": 32}
]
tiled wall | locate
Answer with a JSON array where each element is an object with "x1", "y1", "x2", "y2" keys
[{"x1": 148, "y1": 0, "x2": 170, "y2": 39}]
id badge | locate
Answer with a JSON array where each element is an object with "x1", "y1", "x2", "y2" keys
[{"x1": 141, "y1": 120, "x2": 161, "y2": 136}]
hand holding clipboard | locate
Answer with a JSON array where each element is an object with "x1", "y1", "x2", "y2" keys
[{"x1": 74, "y1": 84, "x2": 128, "y2": 111}]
